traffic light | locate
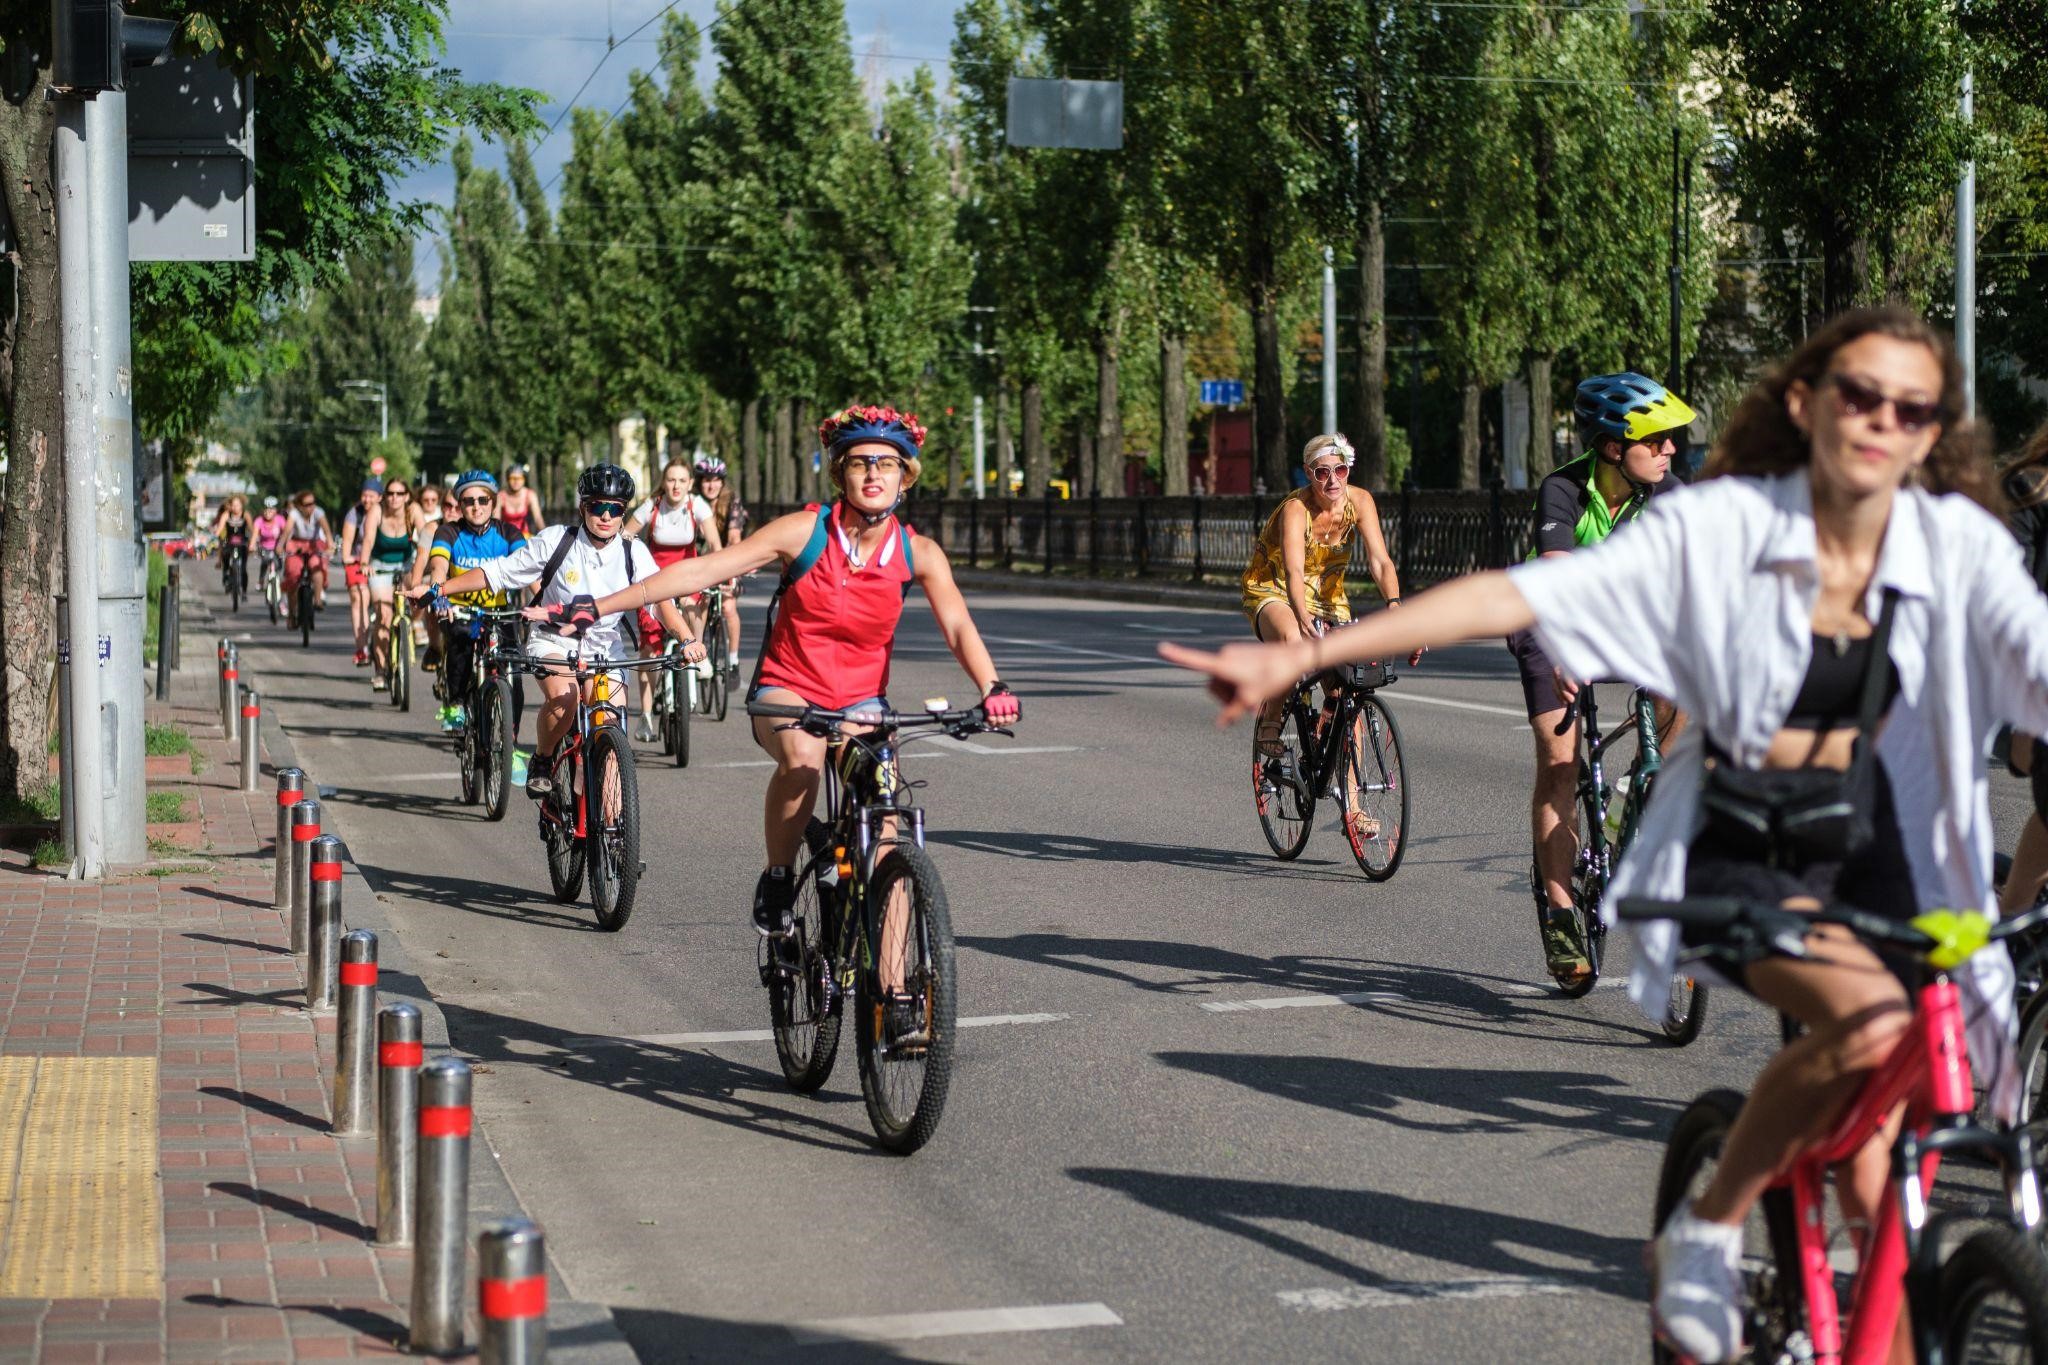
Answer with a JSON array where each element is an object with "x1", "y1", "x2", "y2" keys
[{"x1": 51, "y1": 0, "x2": 177, "y2": 92}]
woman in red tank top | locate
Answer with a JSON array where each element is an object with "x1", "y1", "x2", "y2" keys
[{"x1": 544, "y1": 403, "x2": 1022, "y2": 942}]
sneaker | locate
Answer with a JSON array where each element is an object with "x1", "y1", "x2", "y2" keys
[
  {"x1": 1541, "y1": 905, "x2": 1593, "y2": 985},
  {"x1": 437, "y1": 704, "x2": 460, "y2": 734},
  {"x1": 371, "y1": 673, "x2": 388, "y2": 692},
  {"x1": 353, "y1": 648, "x2": 369, "y2": 667},
  {"x1": 1652, "y1": 1201, "x2": 1745, "y2": 1363},
  {"x1": 525, "y1": 751, "x2": 555, "y2": 798},
  {"x1": 882, "y1": 991, "x2": 928, "y2": 1047},
  {"x1": 509, "y1": 749, "x2": 529, "y2": 788},
  {"x1": 446, "y1": 706, "x2": 465, "y2": 736},
  {"x1": 753, "y1": 866, "x2": 797, "y2": 937},
  {"x1": 726, "y1": 652, "x2": 740, "y2": 674},
  {"x1": 422, "y1": 646, "x2": 441, "y2": 673},
  {"x1": 636, "y1": 715, "x2": 658, "y2": 744}
]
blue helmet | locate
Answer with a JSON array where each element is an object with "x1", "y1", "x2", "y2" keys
[
  {"x1": 1574, "y1": 372, "x2": 1698, "y2": 446},
  {"x1": 452, "y1": 469, "x2": 498, "y2": 499}
]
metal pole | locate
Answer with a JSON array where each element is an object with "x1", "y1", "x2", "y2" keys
[
  {"x1": 972, "y1": 393, "x2": 986, "y2": 500},
  {"x1": 166, "y1": 561, "x2": 180, "y2": 667},
  {"x1": 307, "y1": 836, "x2": 344, "y2": 1011},
  {"x1": 289, "y1": 799, "x2": 321, "y2": 955},
  {"x1": 375, "y1": 1003, "x2": 422, "y2": 1247},
  {"x1": 332, "y1": 930, "x2": 379, "y2": 1136},
  {"x1": 1956, "y1": 66, "x2": 1976, "y2": 419},
  {"x1": 57, "y1": 100, "x2": 104, "y2": 879},
  {"x1": 412, "y1": 1058, "x2": 474, "y2": 1356},
  {"x1": 478, "y1": 1219, "x2": 548, "y2": 1365},
  {"x1": 221, "y1": 644, "x2": 240, "y2": 743},
  {"x1": 1322, "y1": 245, "x2": 1338, "y2": 435},
  {"x1": 238, "y1": 688, "x2": 261, "y2": 792},
  {"x1": 272, "y1": 767, "x2": 305, "y2": 909},
  {"x1": 153, "y1": 581, "x2": 172, "y2": 701}
]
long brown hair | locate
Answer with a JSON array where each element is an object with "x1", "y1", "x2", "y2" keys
[
  {"x1": 2000, "y1": 420, "x2": 2048, "y2": 512},
  {"x1": 1705, "y1": 306, "x2": 1998, "y2": 512}
]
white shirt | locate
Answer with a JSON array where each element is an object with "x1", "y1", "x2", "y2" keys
[
  {"x1": 480, "y1": 524, "x2": 658, "y2": 658},
  {"x1": 632, "y1": 494, "x2": 714, "y2": 549},
  {"x1": 1510, "y1": 472, "x2": 2048, "y2": 1114}
]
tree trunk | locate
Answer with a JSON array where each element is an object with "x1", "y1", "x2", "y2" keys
[
  {"x1": 769, "y1": 396, "x2": 792, "y2": 505},
  {"x1": 740, "y1": 395, "x2": 761, "y2": 506},
  {"x1": 1075, "y1": 425, "x2": 1094, "y2": 496},
  {"x1": 792, "y1": 398, "x2": 816, "y2": 501},
  {"x1": 993, "y1": 375, "x2": 1012, "y2": 495},
  {"x1": 1821, "y1": 218, "x2": 1871, "y2": 316},
  {"x1": 1159, "y1": 333, "x2": 1189, "y2": 496},
  {"x1": 1021, "y1": 380, "x2": 1047, "y2": 495},
  {"x1": 0, "y1": 72, "x2": 63, "y2": 801},
  {"x1": 1458, "y1": 377, "x2": 1482, "y2": 490},
  {"x1": 1094, "y1": 326, "x2": 1122, "y2": 496},
  {"x1": 1527, "y1": 353, "x2": 1553, "y2": 479},
  {"x1": 1250, "y1": 279, "x2": 1288, "y2": 494},
  {"x1": 1356, "y1": 200, "x2": 1388, "y2": 492}
]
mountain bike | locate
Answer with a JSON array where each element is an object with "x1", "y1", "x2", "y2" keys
[
  {"x1": 511, "y1": 650, "x2": 673, "y2": 931},
  {"x1": 448, "y1": 606, "x2": 527, "y2": 822},
  {"x1": 1621, "y1": 895, "x2": 2048, "y2": 1364},
  {"x1": 1533, "y1": 684, "x2": 1707, "y2": 1042},
  {"x1": 259, "y1": 549, "x2": 282, "y2": 626},
  {"x1": 222, "y1": 540, "x2": 247, "y2": 613},
  {"x1": 749, "y1": 698, "x2": 1009, "y2": 1153},
  {"x1": 656, "y1": 635, "x2": 691, "y2": 768},
  {"x1": 1253, "y1": 659, "x2": 1408, "y2": 880}
]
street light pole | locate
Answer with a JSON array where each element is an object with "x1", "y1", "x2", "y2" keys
[
  {"x1": 342, "y1": 380, "x2": 389, "y2": 442},
  {"x1": 1956, "y1": 67, "x2": 1976, "y2": 419},
  {"x1": 1322, "y1": 247, "x2": 1338, "y2": 436}
]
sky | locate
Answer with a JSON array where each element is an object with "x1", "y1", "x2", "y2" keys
[{"x1": 405, "y1": 0, "x2": 963, "y2": 290}]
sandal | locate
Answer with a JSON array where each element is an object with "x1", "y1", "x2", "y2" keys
[
  {"x1": 1345, "y1": 810, "x2": 1380, "y2": 844},
  {"x1": 1254, "y1": 717, "x2": 1286, "y2": 758}
]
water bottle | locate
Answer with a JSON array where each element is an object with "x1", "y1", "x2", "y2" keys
[{"x1": 1604, "y1": 775, "x2": 1631, "y2": 842}]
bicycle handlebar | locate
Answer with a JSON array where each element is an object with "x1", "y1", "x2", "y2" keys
[
  {"x1": 1615, "y1": 895, "x2": 2048, "y2": 961},
  {"x1": 746, "y1": 699, "x2": 1000, "y2": 735}
]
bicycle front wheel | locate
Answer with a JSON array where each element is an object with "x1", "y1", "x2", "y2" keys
[
  {"x1": 390, "y1": 615, "x2": 411, "y2": 712},
  {"x1": 1339, "y1": 695, "x2": 1408, "y2": 881},
  {"x1": 1939, "y1": 1225, "x2": 2048, "y2": 1360},
  {"x1": 481, "y1": 679, "x2": 514, "y2": 822},
  {"x1": 856, "y1": 844, "x2": 956, "y2": 1154},
  {"x1": 585, "y1": 725, "x2": 641, "y2": 931},
  {"x1": 1252, "y1": 702, "x2": 1315, "y2": 860},
  {"x1": 704, "y1": 616, "x2": 730, "y2": 722},
  {"x1": 543, "y1": 780, "x2": 585, "y2": 905},
  {"x1": 298, "y1": 581, "x2": 313, "y2": 648},
  {"x1": 671, "y1": 670, "x2": 691, "y2": 768}
]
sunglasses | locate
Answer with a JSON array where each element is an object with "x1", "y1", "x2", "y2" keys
[
  {"x1": 844, "y1": 455, "x2": 905, "y2": 476},
  {"x1": 1308, "y1": 463, "x2": 1348, "y2": 481},
  {"x1": 458, "y1": 494, "x2": 494, "y2": 508},
  {"x1": 584, "y1": 499, "x2": 628, "y2": 519},
  {"x1": 1824, "y1": 373, "x2": 1943, "y2": 433},
  {"x1": 384, "y1": 489, "x2": 409, "y2": 498}
]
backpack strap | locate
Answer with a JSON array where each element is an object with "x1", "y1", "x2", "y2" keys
[{"x1": 534, "y1": 527, "x2": 578, "y2": 600}]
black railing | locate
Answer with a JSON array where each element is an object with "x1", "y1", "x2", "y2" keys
[{"x1": 755, "y1": 489, "x2": 1534, "y2": 592}]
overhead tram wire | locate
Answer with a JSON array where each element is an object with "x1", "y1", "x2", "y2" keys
[{"x1": 531, "y1": 0, "x2": 686, "y2": 160}]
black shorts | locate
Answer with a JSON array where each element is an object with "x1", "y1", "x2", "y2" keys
[{"x1": 1506, "y1": 628, "x2": 1566, "y2": 719}]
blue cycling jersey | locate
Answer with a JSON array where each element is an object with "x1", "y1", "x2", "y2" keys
[{"x1": 429, "y1": 518, "x2": 526, "y2": 606}]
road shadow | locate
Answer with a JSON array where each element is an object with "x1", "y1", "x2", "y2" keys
[
  {"x1": 331, "y1": 785, "x2": 487, "y2": 822},
  {"x1": 612, "y1": 1305, "x2": 925, "y2": 1363},
  {"x1": 176, "y1": 980, "x2": 304, "y2": 1010},
  {"x1": 206, "y1": 1181, "x2": 373, "y2": 1240},
  {"x1": 354, "y1": 858, "x2": 603, "y2": 932},
  {"x1": 931, "y1": 828, "x2": 1365, "y2": 886},
  {"x1": 182, "y1": 929, "x2": 289, "y2": 954},
  {"x1": 199, "y1": 1085, "x2": 330, "y2": 1133}
]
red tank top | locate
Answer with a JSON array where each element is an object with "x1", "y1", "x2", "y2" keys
[{"x1": 756, "y1": 504, "x2": 914, "y2": 708}]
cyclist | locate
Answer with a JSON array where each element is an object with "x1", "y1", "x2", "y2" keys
[
  {"x1": 252, "y1": 496, "x2": 288, "y2": 596},
  {"x1": 497, "y1": 463, "x2": 545, "y2": 538},
  {"x1": 366, "y1": 479, "x2": 415, "y2": 692},
  {"x1": 532, "y1": 405, "x2": 1022, "y2": 959},
  {"x1": 420, "y1": 470, "x2": 527, "y2": 734},
  {"x1": 425, "y1": 464, "x2": 693, "y2": 791},
  {"x1": 624, "y1": 458, "x2": 723, "y2": 741},
  {"x1": 697, "y1": 455, "x2": 748, "y2": 676},
  {"x1": 1512, "y1": 373, "x2": 1694, "y2": 986},
  {"x1": 339, "y1": 478, "x2": 382, "y2": 667},
  {"x1": 1240, "y1": 433, "x2": 1406, "y2": 843},
  {"x1": 210, "y1": 495, "x2": 252, "y2": 595},
  {"x1": 2000, "y1": 422, "x2": 2048, "y2": 918},
  {"x1": 1164, "y1": 307, "x2": 2046, "y2": 1362},
  {"x1": 280, "y1": 491, "x2": 332, "y2": 627}
]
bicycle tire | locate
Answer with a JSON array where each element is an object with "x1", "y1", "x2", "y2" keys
[
  {"x1": 482, "y1": 679, "x2": 514, "y2": 822},
  {"x1": 1339, "y1": 694, "x2": 1408, "y2": 881},
  {"x1": 543, "y1": 773, "x2": 586, "y2": 904},
  {"x1": 391, "y1": 615, "x2": 411, "y2": 712},
  {"x1": 1253, "y1": 696, "x2": 1315, "y2": 860},
  {"x1": 265, "y1": 569, "x2": 279, "y2": 626},
  {"x1": 2012, "y1": 990, "x2": 2048, "y2": 1126},
  {"x1": 769, "y1": 820, "x2": 843, "y2": 1091},
  {"x1": 584, "y1": 724, "x2": 641, "y2": 931},
  {"x1": 458, "y1": 697, "x2": 483, "y2": 806},
  {"x1": 1939, "y1": 1224, "x2": 2048, "y2": 1359},
  {"x1": 1661, "y1": 976, "x2": 1709, "y2": 1045},
  {"x1": 856, "y1": 844, "x2": 957, "y2": 1154},
  {"x1": 672, "y1": 670, "x2": 690, "y2": 768},
  {"x1": 1651, "y1": 1089, "x2": 1805, "y2": 1365},
  {"x1": 705, "y1": 615, "x2": 730, "y2": 722},
  {"x1": 298, "y1": 580, "x2": 313, "y2": 648},
  {"x1": 1547, "y1": 762, "x2": 1605, "y2": 999}
]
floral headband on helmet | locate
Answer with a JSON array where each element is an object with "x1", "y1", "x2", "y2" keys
[{"x1": 819, "y1": 404, "x2": 928, "y2": 461}]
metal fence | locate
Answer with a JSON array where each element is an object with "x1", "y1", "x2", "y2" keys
[{"x1": 756, "y1": 488, "x2": 1536, "y2": 592}]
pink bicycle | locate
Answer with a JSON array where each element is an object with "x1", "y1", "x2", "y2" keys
[{"x1": 1619, "y1": 895, "x2": 2048, "y2": 1364}]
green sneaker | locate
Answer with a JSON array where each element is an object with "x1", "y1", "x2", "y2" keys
[
  {"x1": 1540, "y1": 906, "x2": 1592, "y2": 985},
  {"x1": 509, "y1": 748, "x2": 529, "y2": 787}
]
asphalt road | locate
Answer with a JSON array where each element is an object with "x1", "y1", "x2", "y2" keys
[{"x1": 220, "y1": 580, "x2": 2034, "y2": 1363}]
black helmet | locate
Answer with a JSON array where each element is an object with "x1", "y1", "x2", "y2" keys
[{"x1": 577, "y1": 463, "x2": 635, "y2": 504}]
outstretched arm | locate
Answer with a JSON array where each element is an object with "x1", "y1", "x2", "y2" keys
[{"x1": 584, "y1": 510, "x2": 812, "y2": 620}]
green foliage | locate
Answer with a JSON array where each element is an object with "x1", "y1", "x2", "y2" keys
[
  {"x1": 144, "y1": 723, "x2": 195, "y2": 758},
  {"x1": 146, "y1": 791, "x2": 191, "y2": 824}
]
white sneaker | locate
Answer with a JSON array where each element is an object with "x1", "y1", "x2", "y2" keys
[
  {"x1": 726, "y1": 652, "x2": 739, "y2": 672},
  {"x1": 636, "y1": 715, "x2": 657, "y2": 743},
  {"x1": 1652, "y1": 1201, "x2": 1745, "y2": 1363}
]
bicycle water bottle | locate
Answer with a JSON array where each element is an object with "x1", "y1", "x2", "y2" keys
[{"x1": 1605, "y1": 775, "x2": 1631, "y2": 842}]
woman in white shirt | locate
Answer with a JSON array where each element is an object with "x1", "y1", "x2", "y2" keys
[
  {"x1": 624, "y1": 459, "x2": 723, "y2": 741},
  {"x1": 1161, "y1": 307, "x2": 2048, "y2": 1362}
]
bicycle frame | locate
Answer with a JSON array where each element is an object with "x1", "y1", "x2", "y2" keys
[{"x1": 1282, "y1": 666, "x2": 1395, "y2": 799}]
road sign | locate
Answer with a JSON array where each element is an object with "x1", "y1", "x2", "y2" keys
[
  {"x1": 369, "y1": 456, "x2": 388, "y2": 475},
  {"x1": 128, "y1": 54, "x2": 254, "y2": 262},
  {"x1": 1006, "y1": 78, "x2": 1123, "y2": 150},
  {"x1": 1200, "y1": 380, "x2": 1245, "y2": 407}
]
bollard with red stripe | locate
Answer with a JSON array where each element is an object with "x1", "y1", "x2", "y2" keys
[
  {"x1": 288, "y1": 798, "x2": 321, "y2": 955},
  {"x1": 332, "y1": 930, "x2": 378, "y2": 1136},
  {"x1": 272, "y1": 768, "x2": 305, "y2": 909},
  {"x1": 238, "y1": 686, "x2": 262, "y2": 792},
  {"x1": 412, "y1": 1057, "x2": 474, "y2": 1357},
  {"x1": 306, "y1": 835, "x2": 345, "y2": 1011},
  {"x1": 375, "y1": 1002, "x2": 423, "y2": 1247},
  {"x1": 478, "y1": 1218, "x2": 547, "y2": 1365},
  {"x1": 221, "y1": 643, "x2": 241, "y2": 743}
]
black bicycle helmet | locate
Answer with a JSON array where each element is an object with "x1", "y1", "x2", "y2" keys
[{"x1": 577, "y1": 463, "x2": 636, "y2": 504}]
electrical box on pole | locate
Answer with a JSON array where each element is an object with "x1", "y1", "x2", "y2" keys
[
  {"x1": 52, "y1": 0, "x2": 176, "y2": 92},
  {"x1": 127, "y1": 54, "x2": 256, "y2": 262}
]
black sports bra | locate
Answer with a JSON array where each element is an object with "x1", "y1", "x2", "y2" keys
[{"x1": 1784, "y1": 632, "x2": 1899, "y2": 732}]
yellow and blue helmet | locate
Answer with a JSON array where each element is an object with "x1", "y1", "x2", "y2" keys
[{"x1": 1574, "y1": 372, "x2": 1697, "y2": 445}]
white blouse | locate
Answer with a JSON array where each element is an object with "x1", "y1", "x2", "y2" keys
[{"x1": 1509, "y1": 471, "x2": 2048, "y2": 1113}]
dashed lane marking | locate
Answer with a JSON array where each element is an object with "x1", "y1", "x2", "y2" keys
[
  {"x1": 1199, "y1": 991, "x2": 1402, "y2": 1013},
  {"x1": 790, "y1": 1301, "x2": 1123, "y2": 1345},
  {"x1": 1277, "y1": 1277, "x2": 1578, "y2": 1313},
  {"x1": 1385, "y1": 692, "x2": 1528, "y2": 719},
  {"x1": 566, "y1": 1012, "x2": 1070, "y2": 1050}
]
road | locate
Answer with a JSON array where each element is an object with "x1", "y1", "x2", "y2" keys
[{"x1": 221, "y1": 582, "x2": 2033, "y2": 1363}]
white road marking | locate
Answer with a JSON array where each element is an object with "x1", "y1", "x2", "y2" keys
[
  {"x1": 702, "y1": 745, "x2": 1079, "y2": 770},
  {"x1": 566, "y1": 1012, "x2": 1068, "y2": 1051},
  {"x1": 1199, "y1": 991, "x2": 1402, "y2": 1013},
  {"x1": 1277, "y1": 1277, "x2": 1577, "y2": 1313},
  {"x1": 983, "y1": 634, "x2": 1167, "y2": 667},
  {"x1": 372, "y1": 771, "x2": 460, "y2": 784},
  {"x1": 959, "y1": 1011, "x2": 1071, "y2": 1028},
  {"x1": 791, "y1": 1302, "x2": 1123, "y2": 1345},
  {"x1": 1389, "y1": 692, "x2": 1528, "y2": 719}
]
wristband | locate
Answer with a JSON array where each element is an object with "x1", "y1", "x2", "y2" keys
[
  {"x1": 1386, "y1": 597, "x2": 1403, "y2": 607},
  {"x1": 985, "y1": 680, "x2": 1011, "y2": 697}
]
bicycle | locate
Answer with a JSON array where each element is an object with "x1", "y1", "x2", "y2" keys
[
  {"x1": 289, "y1": 549, "x2": 317, "y2": 648},
  {"x1": 1620, "y1": 894, "x2": 2048, "y2": 1364},
  {"x1": 221, "y1": 540, "x2": 247, "y2": 613},
  {"x1": 387, "y1": 607, "x2": 416, "y2": 712},
  {"x1": 509, "y1": 649, "x2": 673, "y2": 931},
  {"x1": 1532, "y1": 684, "x2": 1708, "y2": 1042},
  {"x1": 749, "y1": 698, "x2": 1008, "y2": 1153},
  {"x1": 654, "y1": 635, "x2": 691, "y2": 768},
  {"x1": 259, "y1": 549, "x2": 282, "y2": 626},
  {"x1": 696, "y1": 583, "x2": 732, "y2": 723},
  {"x1": 446, "y1": 606, "x2": 527, "y2": 822},
  {"x1": 1253, "y1": 659, "x2": 1408, "y2": 879}
]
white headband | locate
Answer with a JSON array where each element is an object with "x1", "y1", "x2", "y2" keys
[{"x1": 1307, "y1": 434, "x2": 1355, "y2": 468}]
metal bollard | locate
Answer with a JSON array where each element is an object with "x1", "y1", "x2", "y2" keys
[
  {"x1": 238, "y1": 687, "x2": 262, "y2": 792},
  {"x1": 222, "y1": 643, "x2": 240, "y2": 742},
  {"x1": 411, "y1": 1058, "x2": 474, "y2": 1357},
  {"x1": 307, "y1": 836, "x2": 345, "y2": 1011},
  {"x1": 154, "y1": 579, "x2": 174, "y2": 702},
  {"x1": 332, "y1": 931, "x2": 378, "y2": 1136},
  {"x1": 288, "y1": 799, "x2": 321, "y2": 955},
  {"x1": 375, "y1": 1002, "x2": 423, "y2": 1247},
  {"x1": 478, "y1": 1219, "x2": 548, "y2": 1365},
  {"x1": 272, "y1": 768, "x2": 305, "y2": 909},
  {"x1": 167, "y1": 562, "x2": 181, "y2": 667}
]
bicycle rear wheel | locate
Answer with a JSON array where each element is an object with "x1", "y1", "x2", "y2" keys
[
  {"x1": 1339, "y1": 694, "x2": 1408, "y2": 881},
  {"x1": 265, "y1": 569, "x2": 279, "y2": 626},
  {"x1": 481, "y1": 679, "x2": 514, "y2": 822},
  {"x1": 856, "y1": 844, "x2": 956, "y2": 1154},
  {"x1": 1661, "y1": 976, "x2": 1709, "y2": 1045},
  {"x1": 543, "y1": 770, "x2": 585, "y2": 904},
  {"x1": 671, "y1": 668, "x2": 691, "y2": 768},
  {"x1": 769, "y1": 821, "x2": 843, "y2": 1091},
  {"x1": 1939, "y1": 1225, "x2": 2048, "y2": 1360},
  {"x1": 390, "y1": 615, "x2": 411, "y2": 712},
  {"x1": 1253, "y1": 699, "x2": 1315, "y2": 860},
  {"x1": 1652, "y1": 1089, "x2": 1805, "y2": 1365},
  {"x1": 704, "y1": 615, "x2": 730, "y2": 722},
  {"x1": 458, "y1": 697, "x2": 483, "y2": 806},
  {"x1": 585, "y1": 725, "x2": 641, "y2": 931},
  {"x1": 298, "y1": 580, "x2": 313, "y2": 648}
]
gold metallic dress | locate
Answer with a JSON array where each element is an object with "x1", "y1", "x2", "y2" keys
[{"x1": 1241, "y1": 489, "x2": 1359, "y2": 629}]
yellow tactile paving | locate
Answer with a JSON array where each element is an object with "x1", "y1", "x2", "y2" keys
[{"x1": 0, "y1": 1057, "x2": 162, "y2": 1298}]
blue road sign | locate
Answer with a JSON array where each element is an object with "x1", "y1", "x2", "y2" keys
[{"x1": 1199, "y1": 380, "x2": 1244, "y2": 406}]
